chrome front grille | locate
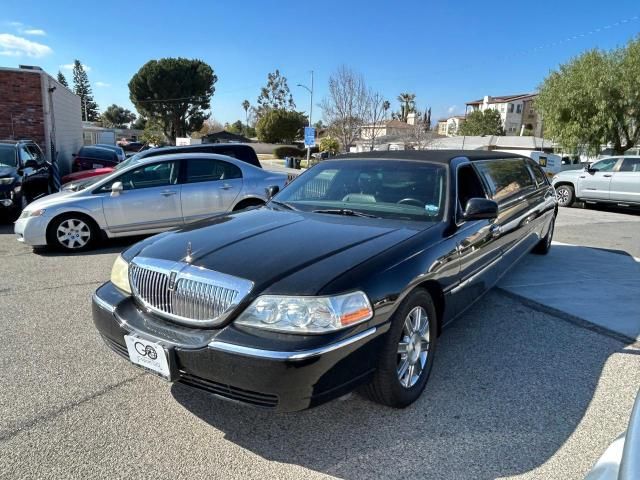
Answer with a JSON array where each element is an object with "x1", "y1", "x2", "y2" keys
[{"x1": 129, "y1": 257, "x2": 253, "y2": 327}]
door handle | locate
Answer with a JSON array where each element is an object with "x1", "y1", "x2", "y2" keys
[
  {"x1": 603, "y1": 174, "x2": 612, "y2": 177},
  {"x1": 219, "y1": 184, "x2": 233, "y2": 190},
  {"x1": 489, "y1": 224, "x2": 502, "y2": 237},
  {"x1": 160, "y1": 190, "x2": 177, "y2": 196}
]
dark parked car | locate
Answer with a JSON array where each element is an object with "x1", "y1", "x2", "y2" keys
[
  {"x1": 92, "y1": 150, "x2": 557, "y2": 412},
  {"x1": 72, "y1": 145, "x2": 120, "y2": 172},
  {"x1": 62, "y1": 143, "x2": 263, "y2": 184},
  {"x1": 0, "y1": 139, "x2": 51, "y2": 218}
]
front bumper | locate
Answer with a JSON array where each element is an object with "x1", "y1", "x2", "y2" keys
[
  {"x1": 92, "y1": 282, "x2": 387, "y2": 412},
  {"x1": 14, "y1": 214, "x2": 49, "y2": 246}
]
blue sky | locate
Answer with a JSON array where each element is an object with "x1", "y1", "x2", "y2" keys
[{"x1": 1, "y1": 0, "x2": 639, "y2": 125}]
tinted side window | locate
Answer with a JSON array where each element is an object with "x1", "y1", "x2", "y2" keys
[
  {"x1": 620, "y1": 158, "x2": 640, "y2": 172},
  {"x1": 185, "y1": 159, "x2": 242, "y2": 183},
  {"x1": 101, "y1": 161, "x2": 179, "y2": 191},
  {"x1": 19, "y1": 147, "x2": 35, "y2": 163},
  {"x1": 592, "y1": 158, "x2": 618, "y2": 172},
  {"x1": 27, "y1": 145, "x2": 45, "y2": 164},
  {"x1": 528, "y1": 161, "x2": 548, "y2": 186},
  {"x1": 475, "y1": 159, "x2": 535, "y2": 202}
]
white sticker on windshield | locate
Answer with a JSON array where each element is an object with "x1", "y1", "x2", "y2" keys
[{"x1": 424, "y1": 204, "x2": 439, "y2": 213}]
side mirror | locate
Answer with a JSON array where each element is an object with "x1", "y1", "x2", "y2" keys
[
  {"x1": 463, "y1": 198, "x2": 499, "y2": 221},
  {"x1": 266, "y1": 185, "x2": 280, "y2": 199},
  {"x1": 24, "y1": 159, "x2": 38, "y2": 169},
  {"x1": 111, "y1": 181, "x2": 123, "y2": 197}
]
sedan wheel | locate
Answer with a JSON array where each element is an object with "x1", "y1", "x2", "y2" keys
[
  {"x1": 55, "y1": 218, "x2": 92, "y2": 250},
  {"x1": 397, "y1": 306, "x2": 430, "y2": 388}
]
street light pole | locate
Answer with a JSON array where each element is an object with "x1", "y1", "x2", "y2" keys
[{"x1": 297, "y1": 70, "x2": 314, "y2": 167}]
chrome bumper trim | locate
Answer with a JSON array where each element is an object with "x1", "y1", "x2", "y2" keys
[
  {"x1": 92, "y1": 292, "x2": 116, "y2": 313},
  {"x1": 208, "y1": 327, "x2": 377, "y2": 361}
]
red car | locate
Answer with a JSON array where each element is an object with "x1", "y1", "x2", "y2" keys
[{"x1": 61, "y1": 167, "x2": 116, "y2": 184}]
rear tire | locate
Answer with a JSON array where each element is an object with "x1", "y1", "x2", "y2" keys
[
  {"x1": 46, "y1": 213, "x2": 98, "y2": 251},
  {"x1": 555, "y1": 184, "x2": 575, "y2": 207},
  {"x1": 532, "y1": 215, "x2": 555, "y2": 255},
  {"x1": 364, "y1": 289, "x2": 437, "y2": 408}
]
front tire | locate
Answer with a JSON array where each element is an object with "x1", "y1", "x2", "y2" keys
[
  {"x1": 364, "y1": 289, "x2": 437, "y2": 408},
  {"x1": 555, "y1": 184, "x2": 575, "y2": 207},
  {"x1": 47, "y1": 214, "x2": 97, "y2": 251},
  {"x1": 532, "y1": 215, "x2": 555, "y2": 255}
]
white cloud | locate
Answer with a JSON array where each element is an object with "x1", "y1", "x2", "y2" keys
[
  {"x1": 95, "y1": 81, "x2": 110, "y2": 87},
  {"x1": 23, "y1": 29, "x2": 46, "y2": 36},
  {"x1": 60, "y1": 63, "x2": 91, "y2": 72},
  {"x1": 8, "y1": 21, "x2": 23, "y2": 27},
  {"x1": 447, "y1": 105, "x2": 457, "y2": 114},
  {"x1": 0, "y1": 33, "x2": 52, "y2": 58}
]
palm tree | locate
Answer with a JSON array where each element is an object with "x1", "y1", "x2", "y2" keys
[
  {"x1": 397, "y1": 93, "x2": 416, "y2": 122},
  {"x1": 382, "y1": 100, "x2": 391, "y2": 119},
  {"x1": 242, "y1": 99, "x2": 251, "y2": 128}
]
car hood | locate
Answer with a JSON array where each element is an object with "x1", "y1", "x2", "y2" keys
[
  {"x1": 26, "y1": 190, "x2": 82, "y2": 210},
  {"x1": 554, "y1": 169, "x2": 584, "y2": 180},
  {"x1": 0, "y1": 166, "x2": 16, "y2": 178},
  {"x1": 131, "y1": 208, "x2": 431, "y2": 296}
]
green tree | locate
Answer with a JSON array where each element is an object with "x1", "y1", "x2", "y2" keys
[
  {"x1": 458, "y1": 110, "x2": 504, "y2": 136},
  {"x1": 242, "y1": 99, "x2": 251, "y2": 127},
  {"x1": 537, "y1": 37, "x2": 640, "y2": 154},
  {"x1": 256, "y1": 109, "x2": 306, "y2": 143},
  {"x1": 129, "y1": 57, "x2": 217, "y2": 143},
  {"x1": 397, "y1": 92, "x2": 416, "y2": 122},
  {"x1": 131, "y1": 116, "x2": 147, "y2": 130},
  {"x1": 101, "y1": 104, "x2": 137, "y2": 128},
  {"x1": 141, "y1": 119, "x2": 166, "y2": 145},
  {"x1": 227, "y1": 120, "x2": 245, "y2": 135},
  {"x1": 57, "y1": 71, "x2": 69, "y2": 88},
  {"x1": 382, "y1": 100, "x2": 391, "y2": 119},
  {"x1": 72, "y1": 60, "x2": 99, "y2": 121},
  {"x1": 256, "y1": 70, "x2": 295, "y2": 117},
  {"x1": 319, "y1": 136, "x2": 339, "y2": 154}
]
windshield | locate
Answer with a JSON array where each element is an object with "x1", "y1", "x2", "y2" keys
[
  {"x1": 115, "y1": 151, "x2": 146, "y2": 170},
  {"x1": 0, "y1": 145, "x2": 17, "y2": 168},
  {"x1": 273, "y1": 159, "x2": 447, "y2": 221}
]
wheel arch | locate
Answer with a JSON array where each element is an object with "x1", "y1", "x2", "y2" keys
[
  {"x1": 232, "y1": 196, "x2": 266, "y2": 211},
  {"x1": 45, "y1": 210, "x2": 102, "y2": 246},
  {"x1": 410, "y1": 280, "x2": 445, "y2": 337}
]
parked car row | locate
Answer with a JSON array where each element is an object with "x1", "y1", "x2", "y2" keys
[{"x1": 90, "y1": 150, "x2": 557, "y2": 412}]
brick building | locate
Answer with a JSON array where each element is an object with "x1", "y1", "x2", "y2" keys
[{"x1": 0, "y1": 66, "x2": 83, "y2": 175}]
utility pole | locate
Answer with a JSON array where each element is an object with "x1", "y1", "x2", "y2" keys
[{"x1": 297, "y1": 70, "x2": 314, "y2": 167}]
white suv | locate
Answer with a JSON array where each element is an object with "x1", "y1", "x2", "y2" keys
[{"x1": 552, "y1": 156, "x2": 640, "y2": 208}]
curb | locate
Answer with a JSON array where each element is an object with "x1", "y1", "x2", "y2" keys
[{"x1": 496, "y1": 287, "x2": 638, "y2": 346}]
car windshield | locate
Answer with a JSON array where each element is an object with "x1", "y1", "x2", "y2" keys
[
  {"x1": 114, "y1": 151, "x2": 146, "y2": 170},
  {"x1": 273, "y1": 159, "x2": 447, "y2": 221},
  {"x1": 0, "y1": 145, "x2": 17, "y2": 167}
]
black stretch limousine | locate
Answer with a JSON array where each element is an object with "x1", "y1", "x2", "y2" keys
[{"x1": 92, "y1": 150, "x2": 557, "y2": 412}]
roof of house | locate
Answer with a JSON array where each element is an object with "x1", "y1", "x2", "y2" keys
[
  {"x1": 201, "y1": 130, "x2": 251, "y2": 143},
  {"x1": 333, "y1": 149, "x2": 522, "y2": 164},
  {"x1": 466, "y1": 93, "x2": 537, "y2": 105},
  {"x1": 362, "y1": 119, "x2": 415, "y2": 129}
]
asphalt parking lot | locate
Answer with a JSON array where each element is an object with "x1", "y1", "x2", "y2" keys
[{"x1": 0, "y1": 206, "x2": 639, "y2": 480}]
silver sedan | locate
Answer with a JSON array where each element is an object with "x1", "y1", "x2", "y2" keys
[{"x1": 14, "y1": 153, "x2": 288, "y2": 251}]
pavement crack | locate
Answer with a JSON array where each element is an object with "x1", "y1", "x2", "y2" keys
[
  {"x1": 0, "y1": 280, "x2": 105, "y2": 298},
  {"x1": 0, "y1": 373, "x2": 145, "y2": 443}
]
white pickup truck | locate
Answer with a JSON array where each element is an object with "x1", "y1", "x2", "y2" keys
[{"x1": 551, "y1": 156, "x2": 640, "y2": 208}]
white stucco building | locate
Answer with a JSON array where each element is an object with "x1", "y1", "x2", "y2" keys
[{"x1": 465, "y1": 93, "x2": 543, "y2": 137}]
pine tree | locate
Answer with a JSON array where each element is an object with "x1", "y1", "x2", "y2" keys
[
  {"x1": 72, "y1": 60, "x2": 99, "y2": 121},
  {"x1": 57, "y1": 71, "x2": 69, "y2": 88},
  {"x1": 256, "y1": 70, "x2": 295, "y2": 118}
]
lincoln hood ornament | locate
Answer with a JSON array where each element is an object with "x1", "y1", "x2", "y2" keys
[{"x1": 185, "y1": 241, "x2": 193, "y2": 263}]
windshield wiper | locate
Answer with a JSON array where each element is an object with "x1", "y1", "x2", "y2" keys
[{"x1": 312, "y1": 208, "x2": 379, "y2": 218}]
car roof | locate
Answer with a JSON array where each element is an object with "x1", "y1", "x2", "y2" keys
[
  {"x1": 0, "y1": 139, "x2": 38, "y2": 146},
  {"x1": 332, "y1": 149, "x2": 525, "y2": 164},
  {"x1": 142, "y1": 143, "x2": 255, "y2": 154},
  {"x1": 133, "y1": 152, "x2": 252, "y2": 164}
]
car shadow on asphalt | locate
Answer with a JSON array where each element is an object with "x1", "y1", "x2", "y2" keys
[{"x1": 170, "y1": 291, "x2": 629, "y2": 480}]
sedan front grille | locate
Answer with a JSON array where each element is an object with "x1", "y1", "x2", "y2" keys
[{"x1": 128, "y1": 257, "x2": 253, "y2": 327}]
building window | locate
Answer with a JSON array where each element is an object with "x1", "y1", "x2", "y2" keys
[
  {"x1": 516, "y1": 104, "x2": 522, "y2": 114},
  {"x1": 508, "y1": 104, "x2": 514, "y2": 113}
]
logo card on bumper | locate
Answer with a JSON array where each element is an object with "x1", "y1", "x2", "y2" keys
[{"x1": 124, "y1": 335, "x2": 170, "y2": 378}]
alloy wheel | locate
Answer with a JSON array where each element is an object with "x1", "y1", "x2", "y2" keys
[
  {"x1": 57, "y1": 219, "x2": 91, "y2": 249},
  {"x1": 556, "y1": 187, "x2": 570, "y2": 205},
  {"x1": 397, "y1": 306, "x2": 430, "y2": 388}
]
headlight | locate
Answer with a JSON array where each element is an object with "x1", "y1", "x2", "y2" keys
[
  {"x1": 0, "y1": 177, "x2": 14, "y2": 185},
  {"x1": 18, "y1": 208, "x2": 46, "y2": 219},
  {"x1": 110, "y1": 255, "x2": 131, "y2": 294},
  {"x1": 235, "y1": 291, "x2": 373, "y2": 334}
]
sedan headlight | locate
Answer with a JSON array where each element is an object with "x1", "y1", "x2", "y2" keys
[
  {"x1": 0, "y1": 177, "x2": 14, "y2": 185},
  {"x1": 18, "y1": 208, "x2": 46, "y2": 219},
  {"x1": 110, "y1": 255, "x2": 131, "y2": 294},
  {"x1": 235, "y1": 291, "x2": 373, "y2": 333}
]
